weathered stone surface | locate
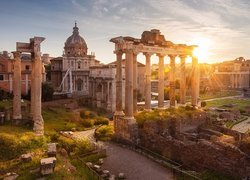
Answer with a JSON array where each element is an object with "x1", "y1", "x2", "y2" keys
[
  {"x1": 3, "y1": 172, "x2": 18, "y2": 180},
  {"x1": 47, "y1": 143, "x2": 56, "y2": 157},
  {"x1": 118, "y1": 173, "x2": 125, "y2": 179},
  {"x1": 139, "y1": 122, "x2": 250, "y2": 178},
  {"x1": 20, "y1": 153, "x2": 32, "y2": 162},
  {"x1": 219, "y1": 112, "x2": 235, "y2": 121},
  {"x1": 40, "y1": 157, "x2": 56, "y2": 175}
]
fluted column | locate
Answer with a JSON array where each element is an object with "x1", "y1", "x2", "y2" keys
[
  {"x1": 169, "y1": 55, "x2": 176, "y2": 107},
  {"x1": 32, "y1": 37, "x2": 45, "y2": 136},
  {"x1": 12, "y1": 51, "x2": 22, "y2": 123},
  {"x1": 125, "y1": 49, "x2": 134, "y2": 118},
  {"x1": 133, "y1": 52, "x2": 138, "y2": 113},
  {"x1": 144, "y1": 53, "x2": 152, "y2": 110},
  {"x1": 158, "y1": 54, "x2": 165, "y2": 108},
  {"x1": 191, "y1": 56, "x2": 199, "y2": 107},
  {"x1": 180, "y1": 55, "x2": 186, "y2": 104},
  {"x1": 114, "y1": 50, "x2": 124, "y2": 116}
]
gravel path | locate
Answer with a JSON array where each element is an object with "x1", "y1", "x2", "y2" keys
[
  {"x1": 232, "y1": 117, "x2": 250, "y2": 133},
  {"x1": 102, "y1": 142, "x2": 173, "y2": 180}
]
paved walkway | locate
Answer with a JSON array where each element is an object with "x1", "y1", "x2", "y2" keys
[
  {"x1": 204, "y1": 94, "x2": 243, "y2": 102},
  {"x1": 73, "y1": 129, "x2": 173, "y2": 180},
  {"x1": 232, "y1": 117, "x2": 250, "y2": 133}
]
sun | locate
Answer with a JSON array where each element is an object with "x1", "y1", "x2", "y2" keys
[{"x1": 191, "y1": 38, "x2": 212, "y2": 63}]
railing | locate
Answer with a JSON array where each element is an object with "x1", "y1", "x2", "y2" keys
[
  {"x1": 114, "y1": 140, "x2": 202, "y2": 180},
  {"x1": 77, "y1": 157, "x2": 103, "y2": 180}
]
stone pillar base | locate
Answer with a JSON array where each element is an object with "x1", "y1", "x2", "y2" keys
[
  {"x1": 12, "y1": 115, "x2": 22, "y2": 125},
  {"x1": 114, "y1": 115, "x2": 138, "y2": 143}
]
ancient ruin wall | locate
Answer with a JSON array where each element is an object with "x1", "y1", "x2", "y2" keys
[{"x1": 138, "y1": 117, "x2": 250, "y2": 178}]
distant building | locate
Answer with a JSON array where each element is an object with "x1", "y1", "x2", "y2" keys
[
  {"x1": 213, "y1": 57, "x2": 250, "y2": 89},
  {"x1": 0, "y1": 52, "x2": 46, "y2": 95},
  {"x1": 50, "y1": 23, "x2": 145, "y2": 112}
]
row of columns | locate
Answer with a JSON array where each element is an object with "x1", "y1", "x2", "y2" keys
[{"x1": 115, "y1": 50, "x2": 199, "y2": 120}]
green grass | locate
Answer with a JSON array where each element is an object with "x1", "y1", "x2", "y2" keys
[
  {"x1": 43, "y1": 107, "x2": 85, "y2": 133},
  {"x1": 200, "y1": 170, "x2": 240, "y2": 180},
  {"x1": 206, "y1": 98, "x2": 250, "y2": 111},
  {"x1": 200, "y1": 90, "x2": 241, "y2": 100}
]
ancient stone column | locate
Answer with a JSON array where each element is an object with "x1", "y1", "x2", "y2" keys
[
  {"x1": 180, "y1": 55, "x2": 186, "y2": 104},
  {"x1": 32, "y1": 37, "x2": 45, "y2": 136},
  {"x1": 125, "y1": 49, "x2": 134, "y2": 118},
  {"x1": 144, "y1": 53, "x2": 152, "y2": 110},
  {"x1": 114, "y1": 50, "x2": 124, "y2": 116},
  {"x1": 158, "y1": 54, "x2": 165, "y2": 108},
  {"x1": 191, "y1": 56, "x2": 199, "y2": 107},
  {"x1": 133, "y1": 52, "x2": 138, "y2": 113},
  {"x1": 169, "y1": 55, "x2": 176, "y2": 107},
  {"x1": 30, "y1": 61, "x2": 35, "y2": 118},
  {"x1": 12, "y1": 51, "x2": 22, "y2": 123}
]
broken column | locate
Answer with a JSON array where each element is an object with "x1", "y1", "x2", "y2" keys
[{"x1": 12, "y1": 51, "x2": 22, "y2": 124}]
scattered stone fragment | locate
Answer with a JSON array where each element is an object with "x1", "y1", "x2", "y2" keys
[
  {"x1": 97, "y1": 158, "x2": 104, "y2": 165},
  {"x1": 20, "y1": 153, "x2": 32, "y2": 162},
  {"x1": 118, "y1": 173, "x2": 125, "y2": 179},
  {"x1": 3, "y1": 172, "x2": 18, "y2": 180},
  {"x1": 47, "y1": 143, "x2": 57, "y2": 157},
  {"x1": 109, "y1": 174, "x2": 116, "y2": 180},
  {"x1": 85, "y1": 162, "x2": 93, "y2": 167},
  {"x1": 40, "y1": 157, "x2": 56, "y2": 175}
]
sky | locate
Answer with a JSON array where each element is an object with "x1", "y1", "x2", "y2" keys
[{"x1": 0, "y1": 0, "x2": 250, "y2": 64}]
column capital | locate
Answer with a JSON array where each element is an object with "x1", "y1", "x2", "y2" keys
[
  {"x1": 114, "y1": 50, "x2": 124, "y2": 55},
  {"x1": 12, "y1": 51, "x2": 21, "y2": 59},
  {"x1": 168, "y1": 54, "x2": 177, "y2": 59},
  {"x1": 143, "y1": 52, "x2": 153, "y2": 57}
]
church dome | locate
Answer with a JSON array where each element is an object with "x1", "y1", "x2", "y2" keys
[{"x1": 64, "y1": 22, "x2": 87, "y2": 57}]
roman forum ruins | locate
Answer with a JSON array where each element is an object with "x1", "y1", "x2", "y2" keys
[
  {"x1": 111, "y1": 29, "x2": 199, "y2": 141},
  {"x1": 12, "y1": 37, "x2": 45, "y2": 135}
]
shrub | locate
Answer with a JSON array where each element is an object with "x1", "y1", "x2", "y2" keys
[
  {"x1": 57, "y1": 135, "x2": 76, "y2": 153},
  {"x1": 95, "y1": 125, "x2": 114, "y2": 141},
  {"x1": 80, "y1": 110, "x2": 96, "y2": 119},
  {"x1": 74, "y1": 139, "x2": 94, "y2": 155},
  {"x1": 201, "y1": 101, "x2": 207, "y2": 107},
  {"x1": 94, "y1": 117, "x2": 109, "y2": 126},
  {"x1": 42, "y1": 82, "x2": 54, "y2": 102},
  {"x1": 0, "y1": 133, "x2": 46, "y2": 160},
  {"x1": 82, "y1": 119, "x2": 94, "y2": 128}
]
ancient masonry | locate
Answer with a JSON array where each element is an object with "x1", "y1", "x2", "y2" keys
[
  {"x1": 111, "y1": 29, "x2": 199, "y2": 142},
  {"x1": 12, "y1": 37, "x2": 45, "y2": 135}
]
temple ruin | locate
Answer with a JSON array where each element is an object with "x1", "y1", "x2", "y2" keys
[
  {"x1": 111, "y1": 29, "x2": 199, "y2": 141},
  {"x1": 12, "y1": 37, "x2": 45, "y2": 135}
]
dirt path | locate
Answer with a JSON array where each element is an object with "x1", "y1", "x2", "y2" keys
[{"x1": 232, "y1": 117, "x2": 250, "y2": 133}]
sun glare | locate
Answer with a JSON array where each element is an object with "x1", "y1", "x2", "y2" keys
[{"x1": 192, "y1": 38, "x2": 212, "y2": 63}]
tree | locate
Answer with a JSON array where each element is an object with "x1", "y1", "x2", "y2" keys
[{"x1": 42, "y1": 82, "x2": 54, "y2": 102}]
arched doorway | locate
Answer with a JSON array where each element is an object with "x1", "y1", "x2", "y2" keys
[{"x1": 76, "y1": 78, "x2": 83, "y2": 91}]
